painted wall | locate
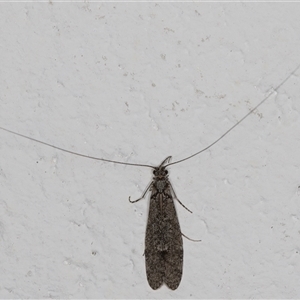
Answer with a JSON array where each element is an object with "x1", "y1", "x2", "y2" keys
[{"x1": 0, "y1": 2, "x2": 300, "y2": 298}]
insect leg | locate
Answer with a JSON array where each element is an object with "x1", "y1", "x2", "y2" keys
[
  {"x1": 169, "y1": 183, "x2": 193, "y2": 213},
  {"x1": 129, "y1": 182, "x2": 152, "y2": 203},
  {"x1": 181, "y1": 232, "x2": 202, "y2": 242}
]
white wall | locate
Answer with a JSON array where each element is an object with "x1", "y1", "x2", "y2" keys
[{"x1": 0, "y1": 2, "x2": 300, "y2": 298}]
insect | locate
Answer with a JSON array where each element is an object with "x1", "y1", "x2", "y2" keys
[
  {"x1": 0, "y1": 65, "x2": 299, "y2": 290},
  {"x1": 129, "y1": 156, "x2": 194, "y2": 290}
]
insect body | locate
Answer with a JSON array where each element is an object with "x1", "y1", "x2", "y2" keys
[
  {"x1": 146, "y1": 158, "x2": 182, "y2": 290},
  {"x1": 130, "y1": 156, "x2": 192, "y2": 290}
]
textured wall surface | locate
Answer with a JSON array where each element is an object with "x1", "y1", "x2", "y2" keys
[{"x1": 0, "y1": 2, "x2": 300, "y2": 299}]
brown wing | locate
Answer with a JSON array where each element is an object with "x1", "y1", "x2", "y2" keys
[
  {"x1": 162, "y1": 192, "x2": 183, "y2": 290},
  {"x1": 145, "y1": 184, "x2": 183, "y2": 290}
]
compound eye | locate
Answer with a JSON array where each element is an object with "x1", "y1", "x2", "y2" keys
[
  {"x1": 153, "y1": 170, "x2": 157, "y2": 175},
  {"x1": 164, "y1": 170, "x2": 168, "y2": 175}
]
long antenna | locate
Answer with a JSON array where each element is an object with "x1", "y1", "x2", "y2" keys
[
  {"x1": 166, "y1": 64, "x2": 300, "y2": 167},
  {"x1": 0, "y1": 126, "x2": 154, "y2": 169},
  {"x1": 1, "y1": 65, "x2": 298, "y2": 169}
]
